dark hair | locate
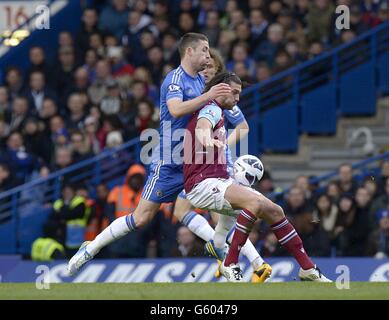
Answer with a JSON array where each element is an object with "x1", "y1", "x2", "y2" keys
[
  {"x1": 178, "y1": 33, "x2": 208, "y2": 58},
  {"x1": 209, "y1": 48, "x2": 225, "y2": 75},
  {"x1": 203, "y1": 71, "x2": 242, "y2": 93}
]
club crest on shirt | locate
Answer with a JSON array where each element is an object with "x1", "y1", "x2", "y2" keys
[
  {"x1": 206, "y1": 109, "x2": 216, "y2": 117},
  {"x1": 156, "y1": 190, "x2": 164, "y2": 197}
]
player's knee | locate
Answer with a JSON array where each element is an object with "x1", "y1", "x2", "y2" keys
[
  {"x1": 133, "y1": 210, "x2": 153, "y2": 228},
  {"x1": 259, "y1": 203, "x2": 284, "y2": 221},
  {"x1": 245, "y1": 199, "x2": 263, "y2": 218}
]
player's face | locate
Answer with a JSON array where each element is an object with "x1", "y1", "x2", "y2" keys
[
  {"x1": 191, "y1": 40, "x2": 210, "y2": 72},
  {"x1": 202, "y1": 58, "x2": 216, "y2": 83},
  {"x1": 221, "y1": 82, "x2": 241, "y2": 109}
]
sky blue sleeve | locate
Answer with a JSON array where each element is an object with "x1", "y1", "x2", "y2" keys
[
  {"x1": 198, "y1": 104, "x2": 222, "y2": 128},
  {"x1": 223, "y1": 105, "x2": 246, "y2": 127},
  {"x1": 166, "y1": 74, "x2": 184, "y2": 101}
]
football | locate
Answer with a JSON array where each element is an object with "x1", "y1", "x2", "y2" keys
[{"x1": 233, "y1": 155, "x2": 264, "y2": 187}]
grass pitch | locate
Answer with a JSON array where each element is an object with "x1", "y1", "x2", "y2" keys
[{"x1": 0, "y1": 282, "x2": 388, "y2": 300}]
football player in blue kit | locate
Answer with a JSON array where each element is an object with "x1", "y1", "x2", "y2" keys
[{"x1": 68, "y1": 33, "x2": 232, "y2": 275}]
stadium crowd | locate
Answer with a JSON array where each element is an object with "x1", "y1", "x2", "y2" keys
[{"x1": 0, "y1": 0, "x2": 388, "y2": 260}]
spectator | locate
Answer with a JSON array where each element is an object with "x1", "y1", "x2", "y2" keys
[
  {"x1": 24, "y1": 71, "x2": 56, "y2": 115},
  {"x1": 255, "y1": 62, "x2": 272, "y2": 83},
  {"x1": 49, "y1": 115, "x2": 69, "y2": 150},
  {"x1": 30, "y1": 221, "x2": 66, "y2": 262},
  {"x1": 333, "y1": 193, "x2": 356, "y2": 256},
  {"x1": 83, "y1": 116, "x2": 102, "y2": 154},
  {"x1": 4, "y1": 96, "x2": 30, "y2": 133},
  {"x1": 161, "y1": 32, "x2": 180, "y2": 66},
  {"x1": 72, "y1": 67, "x2": 90, "y2": 95},
  {"x1": 369, "y1": 178, "x2": 389, "y2": 228},
  {"x1": 363, "y1": 176, "x2": 380, "y2": 202},
  {"x1": 255, "y1": 171, "x2": 275, "y2": 197},
  {"x1": 0, "y1": 86, "x2": 10, "y2": 119},
  {"x1": 294, "y1": 175, "x2": 315, "y2": 203},
  {"x1": 0, "y1": 132, "x2": 40, "y2": 182},
  {"x1": 107, "y1": 46, "x2": 135, "y2": 87},
  {"x1": 99, "y1": 79, "x2": 123, "y2": 116},
  {"x1": 337, "y1": 163, "x2": 359, "y2": 195},
  {"x1": 105, "y1": 164, "x2": 153, "y2": 258},
  {"x1": 66, "y1": 93, "x2": 87, "y2": 130},
  {"x1": 283, "y1": 186, "x2": 311, "y2": 218},
  {"x1": 22, "y1": 117, "x2": 52, "y2": 165},
  {"x1": 88, "y1": 60, "x2": 113, "y2": 105},
  {"x1": 307, "y1": 41, "x2": 325, "y2": 59},
  {"x1": 367, "y1": 209, "x2": 389, "y2": 258},
  {"x1": 4, "y1": 67, "x2": 24, "y2": 100},
  {"x1": 75, "y1": 8, "x2": 100, "y2": 56},
  {"x1": 178, "y1": 12, "x2": 197, "y2": 34},
  {"x1": 51, "y1": 184, "x2": 89, "y2": 256},
  {"x1": 171, "y1": 226, "x2": 205, "y2": 257},
  {"x1": 250, "y1": 9, "x2": 269, "y2": 47},
  {"x1": 27, "y1": 46, "x2": 52, "y2": 86},
  {"x1": 312, "y1": 193, "x2": 338, "y2": 236},
  {"x1": 200, "y1": 10, "x2": 221, "y2": 47},
  {"x1": 0, "y1": 163, "x2": 21, "y2": 194},
  {"x1": 227, "y1": 42, "x2": 256, "y2": 78},
  {"x1": 306, "y1": 0, "x2": 335, "y2": 43},
  {"x1": 135, "y1": 98, "x2": 159, "y2": 134},
  {"x1": 82, "y1": 49, "x2": 99, "y2": 83},
  {"x1": 253, "y1": 23, "x2": 285, "y2": 66},
  {"x1": 53, "y1": 46, "x2": 79, "y2": 103},
  {"x1": 84, "y1": 183, "x2": 110, "y2": 244},
  {"x1": 98, "y1": 0, "x2": 129, "y2": 40},
  {"x1": 89, "y1": 32, "x2": 106, "y2": 57},
  {"x1": 70, "y1": 131, "x2": 94, "y2": 163},
  {"x1": 377, "y1": 160, "x2": 389, "y2": 194},
  {"x1": 293, "y1": 210, "x2": 332, "y2": 256},
  {"x1": 326, "y1": 180, "x2": 341, "y2": 204},
  {"x1": 51, "y1": 147, "x2": 73, "y2": 173},
  {"x1": 146, "y1": 46, "x2": 165, "y2": 86}
]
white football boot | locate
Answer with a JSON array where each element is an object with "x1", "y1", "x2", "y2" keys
[
  {"x1": 298, "y1": 265, "x2": 332, "y2": 282},
  {"x1": 67, "y1": 241, "x2": 93, "y2": 276},
  {"x1": 219, "y1": 263, "x2": 244, "y2": 282}
]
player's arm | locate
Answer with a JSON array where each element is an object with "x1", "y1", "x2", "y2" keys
[
  {"x1": 195, "y1": 118, "x2": 224, "y2": 148},
  {"x1": 167, "y1": 83, "x2": 231, "y2": 118},
  {"x1": 195, "y1": 105, "x2": 224, "y2": 148},
  {"x1": 224, "y1": 105, "x2": 250, "y2": 147},
  {"x1": 227, "y1": 120, "x2": 249, "y2": 147}
]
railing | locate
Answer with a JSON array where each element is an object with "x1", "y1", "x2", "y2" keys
[
  {"x1": 0, "y1": 138, "x2": 142, "y2": 224},
  {"x1": 239, "y1": 21, "x2": 389, "y2": 153}
]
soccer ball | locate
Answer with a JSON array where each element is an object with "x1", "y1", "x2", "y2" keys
[{"x1": 233, "y1": 155, "x2": 264, "y2": 187}]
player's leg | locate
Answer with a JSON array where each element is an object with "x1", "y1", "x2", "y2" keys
[
  {"x1": 174, "y1": 192, "x2": 216, "y2": 242},
  {"x1": 87, "y1": 198, "x2": 160, "y2": 256},
  {"x1": 223, "y1": 184, "x2": 331, "y2": 282},
  {"x1": 225, "y1": 227, "x2": 272, "y2": 282},
  {"x1": 67, "y1": 198, "x2": 160, "y2": 275}
]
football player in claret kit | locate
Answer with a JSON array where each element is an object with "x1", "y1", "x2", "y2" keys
[
  {"x1": 183, "y1": 71, "x2": 332, "y2": 283},
  {"x1": 67, "y1": 32, "x2": 232, "y2": 275},
  {"x1": 173, "y1": 48, "x2": 272, "y2": 283}
]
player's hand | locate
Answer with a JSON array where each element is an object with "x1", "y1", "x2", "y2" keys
[
  {"x1": 205, "y1": 138, "x2": 225, "y2": 148},
  {"x1": 206, "y1": 83, "x2": 232, "y2": 100}
]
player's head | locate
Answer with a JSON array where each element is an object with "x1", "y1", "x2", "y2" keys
[
  {"x1": 178, "y1": 33, "x2": 210, "y2": 72},
  {"x1": 202, "y1": 48, "x2": 225, "y2": 83},
  {"x1": 204, "y1": 71, "x2": 242, "y2": 109}
]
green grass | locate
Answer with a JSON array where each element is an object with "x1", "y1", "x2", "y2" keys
[{"x1": 0, "y1": 282, "x2": 389, "y2": 300}]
